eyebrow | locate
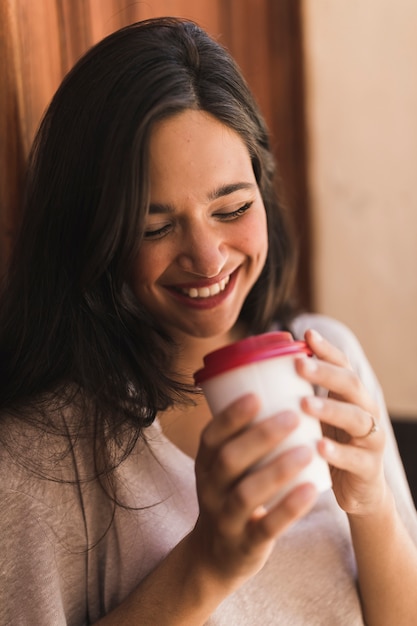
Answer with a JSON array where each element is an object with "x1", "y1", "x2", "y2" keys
[
  {"x1": 148, "y1": 181, "x2": 256, "y2": 214},
  {"x1": 208, "y1": 182, "x2": 256, "y2": 201}
]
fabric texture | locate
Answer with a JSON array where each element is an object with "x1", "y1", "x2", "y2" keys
[{"x1": 1, "y1": 313, "x2": 416, "y2": 625}]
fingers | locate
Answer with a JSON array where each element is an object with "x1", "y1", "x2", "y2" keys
[
  {"x1": 295, "y1": 330, "x2": 375, "y2": 414},
  {"x1": 196, "y1": 393, "x2": 260, "y2": 470},
  {"x1": 249, "y1": 484, "x2": 318, "y2": 542},
  {"x1": 192, "y1": 477, "x2": 318, "y2": 583},
  {"x1": 197, "y1": 394, "x2": 299, "y2": 476},
  {"x1": 301, "y1": 393, "x2": 385, "y2": 497},
  {"x1": 296, "y1": 355, "x2": 370, "y2": 409},
  {"x1": 218, "y1": 445, "x2": 314, "y2": 535},
  {"x1": 296, "y1": 328, "x2": 383, "y2": 444},
  {"x1": 198, "y1": 407, "x2": 304, "y2": 505},
  {"x1": 211, "y1": 412, "x2": 301, "y2": 487},
  {"x1": 195, "y1": 393, "x2": 318, "y2": 540},
  {"x1": 317, "y1": 436, "x2": 382, "y2": 478},
  {"x1": 354, "y1": 413, "x2": 379, "y2": 439},
  {"x1": 293, "y1": 329, "x2": 388, "y2": 515},
  {"x1": 304, "y1": 328, "x2": 350, "y2": 368},
  {"x1": 206, "y1": 445, "x2": 318, "y2": 542},
  {"x1": 301, "y1": 395, "x2": 382, "y2": 446}
]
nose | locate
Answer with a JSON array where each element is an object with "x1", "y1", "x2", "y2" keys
[{"x1": 176, "y1": 223, "x2": 227, "y2": 277}]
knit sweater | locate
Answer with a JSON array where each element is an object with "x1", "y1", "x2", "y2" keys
[{"x1": 1, "y1": 314, "x2": 416, "y2": 625}]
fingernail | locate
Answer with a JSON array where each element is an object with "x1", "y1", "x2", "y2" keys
[
  {"x1": 323, "y1": 438, "x2": 336, "y2": 456},
  {"x1": 272, "y1": 411, "x2": 299, "y2": 428},
  {"x1": 306, "y1": 396, "x2": 324, "y2": 411},
  {"x1": 292, "y1": 446, "x2": 313, "y2": 464},
  {"x1": 309, "y1": 329, "x2": 323, "y2": 342}
]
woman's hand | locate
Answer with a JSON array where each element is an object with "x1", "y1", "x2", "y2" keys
[
  {"x1": 296, "y1": 329, "x2": 387, "y2": 517},
  {"x1": 192, "y1": 393, "x2": 318, "y2": 587}
]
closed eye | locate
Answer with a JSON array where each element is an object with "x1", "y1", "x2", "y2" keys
[
  {"x1": 215, "y1": 201, "x2": 253, "y2": 221},
  {"x1": 143, "y1": 223, "x2": 172, "y2": 239},
  {"x1": 143, "y1": 201, "x2": 254, "y2": 239}
]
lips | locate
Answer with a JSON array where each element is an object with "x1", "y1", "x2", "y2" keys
[
  {"x1": 166, "y1": 270, "x2": 237, "y2": 308},
  {"x1": 181, "y1": 275, "x2": 230, "y2": 299}
]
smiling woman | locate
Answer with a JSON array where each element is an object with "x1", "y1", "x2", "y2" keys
[
  {"x1": 1, "y1": 16, "x2": 417, "y2": 626},
  {"x1": 130, "y1": 109, "x2": 268, "y2": 343}
]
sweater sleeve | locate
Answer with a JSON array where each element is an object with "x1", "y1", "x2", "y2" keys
[
  {"x1": 0, "y1": 441, "x2": 89, "y2": 625},
  {"x1": 1, "y1": 493, "x2": 66, "y2": 625}
]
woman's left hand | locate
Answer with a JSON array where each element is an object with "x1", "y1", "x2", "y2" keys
[{"x1": 295, "y1": 329, "x2": 386, "y2": 516}]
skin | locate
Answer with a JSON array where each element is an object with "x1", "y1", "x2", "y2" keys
[
  {"x1": 130, "y1": 109, "x2": 268, "y2": 357},
  {"x1": 97, "y1": 111, "x2": 417, "y2": 626}
]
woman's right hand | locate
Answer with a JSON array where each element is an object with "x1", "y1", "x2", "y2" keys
[
  {"x1": 191, "y1": 393, "x2": 318, "y2": 588},
  {"x1": 96, "y1": 395, "x2": 320, "y2": 626}
]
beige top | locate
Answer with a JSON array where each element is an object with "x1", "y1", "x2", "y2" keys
[{"x1": 1, "y1": 314, "x2": 416, "y2": 625}]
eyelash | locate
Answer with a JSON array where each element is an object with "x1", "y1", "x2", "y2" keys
[
  {"x1": 143, "y1": 223, "x2": 172, "y2": 239},
  {"x1": 143, "y1": 201, "x2": 253, "y2": 240},
  {"x1": 215, "y1": 201, "x2": 253, "y2": 221}
]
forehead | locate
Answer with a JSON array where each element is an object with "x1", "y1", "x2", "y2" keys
[{"x1": 148, "y1": 110, "x2": 255, "y2": 202}]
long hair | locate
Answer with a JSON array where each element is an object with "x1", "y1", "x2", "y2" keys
[{"x1": 0, "y1": 18, "x2": 298, "y2": 477}]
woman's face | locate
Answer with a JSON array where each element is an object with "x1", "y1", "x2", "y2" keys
[{"x1": 130, "y1": 109, "x2": 268, "y2": 343}]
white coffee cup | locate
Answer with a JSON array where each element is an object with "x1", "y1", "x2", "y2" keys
[{"x1": 194, "y1": 331, "x2": 332, "y2": 506}]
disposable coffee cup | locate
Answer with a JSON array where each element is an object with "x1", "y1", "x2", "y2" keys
[{"x1": 194, "y1": 331, "x2": 332, "y2": 506}]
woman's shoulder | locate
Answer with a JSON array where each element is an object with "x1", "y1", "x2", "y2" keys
[
  {"x1": 290, "y1": 312, "x2": 361, "y2": 351},
  {"x1": 0, "y1": 398, "x2": 104, "y2": 531},
  {"x1": 0, "y1": 400, "x2": 84, "y2": 479},
  {"x1": 0, "y1": 407, "x2": 96, "y2": 624},
  {"x1": 0, "y1": 401, "x2": 118, "y2": 550},
  {"x1": 0, "y1": 407, "x2": 84, "y2": 513}
]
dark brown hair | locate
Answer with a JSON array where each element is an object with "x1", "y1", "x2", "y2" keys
[{"x1": 0, "y1": 18, "x2": 298, "y2": 478}]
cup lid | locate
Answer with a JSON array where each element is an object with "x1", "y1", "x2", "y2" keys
[{"x1": 194, "y1": 331, "x2": 312, "y2": 385}]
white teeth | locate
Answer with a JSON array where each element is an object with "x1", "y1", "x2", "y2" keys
[{"x1": 182, "y1": 275, "x2": 230, "y2": 298}]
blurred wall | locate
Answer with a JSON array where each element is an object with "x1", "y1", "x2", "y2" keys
[{"x1": 302, "y1": 0, "x2": 417, "y2": 419}]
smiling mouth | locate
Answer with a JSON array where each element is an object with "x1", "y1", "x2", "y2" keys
[{"x1": 179, "y1": 275, "x2": 231, "y2": 299}]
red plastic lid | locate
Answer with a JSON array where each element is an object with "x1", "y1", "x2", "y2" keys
[{"x1": 194, "y1": 331, "x2": 312, "y2": 385}]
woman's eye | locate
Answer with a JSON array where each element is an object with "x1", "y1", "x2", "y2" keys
[
  {"x1": 143, "y1": 224, "x2": 172, "y2": 239},
  {"x1": 216, "y1": 201, "x2": 253, "y2": 221}
]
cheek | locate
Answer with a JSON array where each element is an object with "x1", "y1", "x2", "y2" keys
[
  {"x1": 241, "y1": 211, "x2": 268, "y2": 259},
  {"x1": 128, "y1": 250, "x2": 155, "y2": 298}
]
